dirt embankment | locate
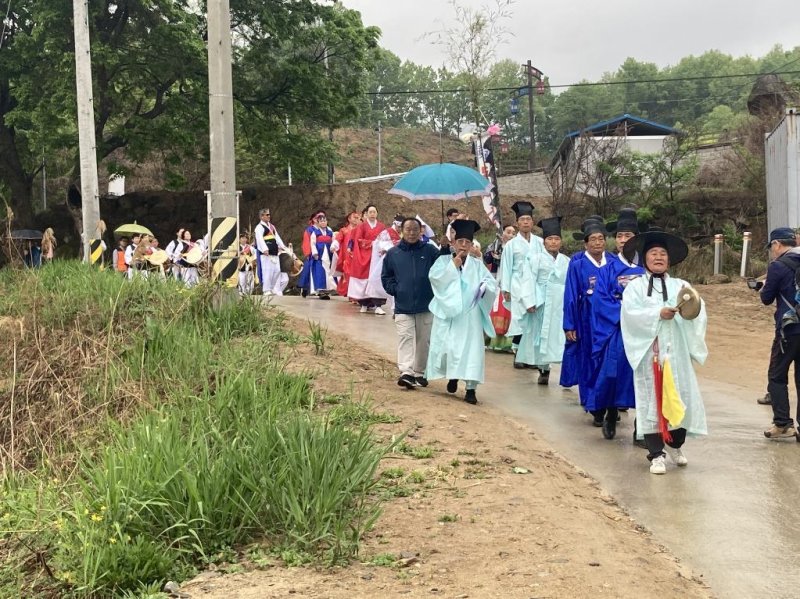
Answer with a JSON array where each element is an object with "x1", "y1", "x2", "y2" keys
[{"x1": 180, "y1": 311, "x2": 723, "y2": 599}]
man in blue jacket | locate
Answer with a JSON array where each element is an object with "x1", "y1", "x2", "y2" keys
[
  {"x1": 760, "y1": 227, "x2": 800, "y2": 440},
  {"x1": 382, "y1": 218, "x2": 449, "y2": 390}
]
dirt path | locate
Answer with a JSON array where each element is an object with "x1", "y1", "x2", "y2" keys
[{"x1": 181, "y1": 281, "x2": 777, "y2": 599}]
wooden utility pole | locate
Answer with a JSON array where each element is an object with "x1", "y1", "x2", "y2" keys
[
  {"x1": 72, "y1": 0, "x2": 101, "y2": 262},
  {"x1": 206, "y1": 0, "x2": 239, "y2": 284}
]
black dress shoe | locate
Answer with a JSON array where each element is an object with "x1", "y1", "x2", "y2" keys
[
  {"x1": 513, "y1": 362, "x2": 525, "y2": 369},
  {"x1": 632, "y1": 429, "x2": 647, "y2": 448},
  {"x1": 446, "y1": 379, "x2": 458, "y2": 393},
  {"x1": 602, "y1": 418, "x2": 616, "y2": 440},
  {"x1": 537, "y1": 371, "x2": 550, "y2": 385},
  {"x1": 464, "y1": 389, "x2": 477, "y2": 404}
]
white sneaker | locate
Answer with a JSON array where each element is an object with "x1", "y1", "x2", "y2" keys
[
  {"x1": 666, "y1": 447, "x2": 688, "y2": 467},
  {"x1": 649, "y1": 455, "x2": 667, "y2": 475},
  {"x1": 374, "y1": 307, "x2": 386, "y2": 315},
  {"x1": 359, "y1": 306, "x2": 368, "y2": 313}
]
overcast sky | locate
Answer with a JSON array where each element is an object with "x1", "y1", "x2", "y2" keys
[{"x1": 342, "y1": 0, "x2": 800, "y2": 85}]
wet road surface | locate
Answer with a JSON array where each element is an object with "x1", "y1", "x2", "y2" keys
[{"x1": 271, "y1": 295, "x2": 800, "y2": 598}]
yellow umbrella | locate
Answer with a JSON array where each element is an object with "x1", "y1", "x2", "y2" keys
[{"x1": 114, "y1": 223, "x2": 153, "y2": 236}]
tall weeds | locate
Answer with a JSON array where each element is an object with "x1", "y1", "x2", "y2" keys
[{"x1": 0, "y1": 262, "x2": 387, "y2": 597}]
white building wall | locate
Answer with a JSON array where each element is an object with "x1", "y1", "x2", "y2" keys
[{"x1": 765, "y1": 110, "x2": 800, "y2": 231}]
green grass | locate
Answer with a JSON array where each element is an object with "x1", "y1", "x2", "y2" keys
[{"x1": 0, "y1": 261, "x2": 391, "y2": 597}]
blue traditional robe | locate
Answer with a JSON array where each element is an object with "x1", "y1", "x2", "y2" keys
[
  {"x1": 500, "y1": 234, "x2": 544, "y2": 338},
  {"x1": 426, "y1": 255, "x2": 498, "y2": 385},
  {"x1": 560, "y1": 251, "x2": 609, "y2": 407},
  {"x1": 298, "y1": 225, "x2": 334, "y2": 294},
  {"x1": 517, "y1": 251, "x2": 569, "y2": 367},
  {"x1": 621, "y1": 273, "x2": 708, "y2": 437},
  {"x1": 587, "y1": 253, "x2": 644, "y2": 411}
]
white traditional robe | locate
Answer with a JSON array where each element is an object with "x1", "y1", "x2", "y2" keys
[
  {"x1": 500, "y1": 233, "x2": 544, "y2": 337},
  {"x1": 620, "y1": 273, "x2": 708, "y2": 437},
  {"x1": 425, "y1": 255, "x2": 498, "y2": 384},
  {"x1": 517, "y1": 251, "x2": 570, "y2": 366}
]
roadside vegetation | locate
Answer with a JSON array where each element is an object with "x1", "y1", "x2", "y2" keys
[{"x1": 0, "y1": 262, "x2": 388, "y2": 597}]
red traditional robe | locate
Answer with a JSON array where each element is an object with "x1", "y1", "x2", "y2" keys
[
  {"x1": 347, "y1": 220, "x2": 398, "y2": 300},
  {"x1": 335, "y1": 224, "x2": 357, "y2": 297}
]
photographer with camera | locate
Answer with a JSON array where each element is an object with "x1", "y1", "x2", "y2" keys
[{"x1": 759, "y1": 227, "x2": 800, "y2": 441}]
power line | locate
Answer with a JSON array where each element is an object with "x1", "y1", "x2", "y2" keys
[{"x1": 366, "y1": 69, "x2": 800, "y2": 96}]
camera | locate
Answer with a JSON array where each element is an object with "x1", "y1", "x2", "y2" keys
[{"x1": 746, "y1": 278, "x2": 763, "y2": 291}]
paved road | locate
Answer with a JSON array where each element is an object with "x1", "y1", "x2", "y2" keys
[{"x1": 271, "y1": 295, "x2": 800, "y2": 599}]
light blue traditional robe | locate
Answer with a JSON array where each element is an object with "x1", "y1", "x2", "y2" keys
[
  {"x1": 620, "y1": 273, "x2": 708, "y2": 438},
  {"x1": 426, "y1": 255, "x2": 498, "y2": 384},
  {"x1": 517, "y1": 251, "x2": 569, "y2": 367},
  {"x1": 500, "y1": 234, "x2": 544, "y2": 338}
]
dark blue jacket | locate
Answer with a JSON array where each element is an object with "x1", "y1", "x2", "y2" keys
[
  {"x1": 381, "y1": 240, "x2": 447, "y2": 314},
  {"x1": 760, "y1": 249, "x2": 800, "y2": 336}
]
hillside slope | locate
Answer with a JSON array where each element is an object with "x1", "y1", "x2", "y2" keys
[{"x1": 334, "y1": 127, "x2": 474, "y2": 180}]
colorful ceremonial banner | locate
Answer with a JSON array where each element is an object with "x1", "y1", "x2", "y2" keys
[
  {"x1": 661, "y1": 356, "x2": 686, "y2": 428},
  {"x1": 473, "y1": 130, "x2": 502, "y2": 235}
]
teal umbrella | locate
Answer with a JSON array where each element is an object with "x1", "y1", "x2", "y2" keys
[{"x1": 388, "y1": 163, "x2": 492, "y2": 201}]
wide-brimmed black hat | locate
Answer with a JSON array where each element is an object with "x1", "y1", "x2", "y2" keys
[
  {"x1": 572, "y1": 216, "x2": 607, "y2": 241},
  {"x1": 511, "y1": 201, "x2": 535, "y2": 219},
  {"x1": 451, "y1": 219, "x2": 481, "y2": 241},
  {"x1": 606, "y1": 208, "x2": 644, "y2": 234},
  {"x1": 538, "y1": 216, "x2": 562, "y2": 239},
  {"x1": 623, "y1": 230, "x2": 689, "y2": 267}
]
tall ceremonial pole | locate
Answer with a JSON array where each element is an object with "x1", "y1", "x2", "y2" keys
[
  {"x1": 72, "y1": 0, "x2": 101, "y2": 262},
  {"x1": 206, "y1": 0, "x2": 239, "y2": 283}
]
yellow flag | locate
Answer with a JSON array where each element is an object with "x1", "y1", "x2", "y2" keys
[{"x1": 661, "y1": 357, "x2": 686, "y2": 427}]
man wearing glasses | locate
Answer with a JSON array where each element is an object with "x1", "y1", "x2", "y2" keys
[
  {"x1": 381, "y1": 217, "x2": 448, "y2": 390},
  {"x1": 254, "y1": 208, "x2": 287, "y2": 296}
]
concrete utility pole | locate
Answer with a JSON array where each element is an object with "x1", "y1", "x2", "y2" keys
[
  {"x1": 207, "y1": 0, "x2": 237, "y2": 219},
  {"x1": 526, "y1": 59, "x2": 536, "y2": 171},
  {"x1": 206, "y1": 0, "x2": 239, "y2": 284},
  {"x1": 72, "y1": 0, "x2": 101, "y2": 262}
]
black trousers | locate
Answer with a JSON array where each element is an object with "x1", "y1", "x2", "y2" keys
[
  {"x1": 644, "y1": 428, "x2": 687, "y2": 461},
  {"x1": 767, "y1": 333, "x2": 800, "y2": 428}
]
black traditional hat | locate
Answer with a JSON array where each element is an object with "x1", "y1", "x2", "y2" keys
[
  {"x1": 538, "y1": 216, "x2": 562, "y2": 239},
  {"x1": 606, "y1": 208, "x2": 643, "y2": 234},
  {"x1": 511, "y1": 201, "x2": 535, "y2": 219},
  {"x1": 451, "y1": 219, "x2": 481, "y2": 241},
  {"x1": 623, "y1": 230, "x2": 689, "y2": 267},
  {"x1": 572, "y1": 216, "x2": 607, "y2": 241}
]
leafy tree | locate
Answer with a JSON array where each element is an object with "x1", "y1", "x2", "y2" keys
[
  {"x1": 426, "y1": 0, "x2": 514, "y2": 129},
  {"x1": 0, "y1": 0, "x2": 379, "y2": 225},
  {"x1": 230, "y1": 0, "x2": 380, "y2": 185},
  {"x1": 1, "y1": 0, "x2": 208, "y2": 227}
]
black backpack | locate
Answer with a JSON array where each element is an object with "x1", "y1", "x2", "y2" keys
[{"x1": 776, "y1": 255, "x2": 800, "y2": 335}]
